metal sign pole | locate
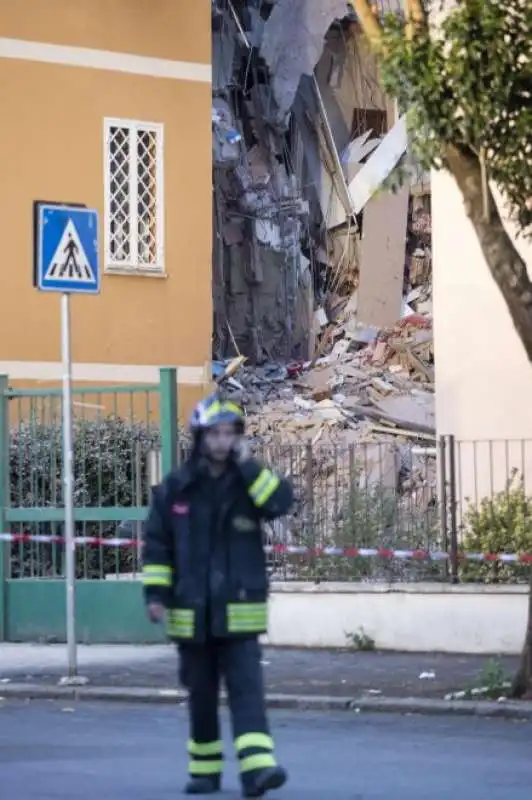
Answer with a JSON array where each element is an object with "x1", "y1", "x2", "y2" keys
[
  {"x1": 61, "y1": 291, "x2": 77, "y2": 677},
  {"x1": 34, "y1": 201, "x2": 100, "y2": 682}
]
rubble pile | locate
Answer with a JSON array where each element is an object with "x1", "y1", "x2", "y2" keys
[
  {"x1": 220, "y1": 315, "x2": 434, "y2": 446},
  {"x1": 405, "y1": 195, "x2": 432, "y2": 318},
  {"x1": 215, "y1": 312, "x2": 438, "y2": 565}
]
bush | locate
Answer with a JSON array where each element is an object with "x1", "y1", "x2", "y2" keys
[
  {"x1": 9, "y1": 417, "x2": 161, "y2": 579},
  {"x1": 460, "y1": 470, "x2": 532, "y2": 583}
]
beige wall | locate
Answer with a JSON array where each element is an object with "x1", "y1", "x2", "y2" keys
[
  {"x1": 0, "y1": 0, "x2": 212, "y2": 417},
  {"x1": 433, "y1": 170, "x2": 532, "y2": 502}
]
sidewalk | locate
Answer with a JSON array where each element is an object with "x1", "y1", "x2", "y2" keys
[{"x1": 0, "y1": 643, "x2": 519, "y2": 700}]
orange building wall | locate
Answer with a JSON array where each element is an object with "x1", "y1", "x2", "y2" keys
[
  {"x1": 0, "y1": 0, "x2": 212, "y2": 416},
  {"x1": 0, "y1": 0, "x2": 210, "y2": 65}
]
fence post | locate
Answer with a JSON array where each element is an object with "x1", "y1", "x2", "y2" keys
[
  {"x1": 0, "y1": 375, "x2": 9, "y2": 641},
  {"x1": 159, "y1": 367, "x2": 178, "y2": 476},
  {"x1": 448, "y1": 434, "x2": 459, "y2": 583},
  {"x1": 305, "y1": 442, "x2": 314, "y2": 575},
  {"x1": 438, "y1": 435, "x2": 448, "y2": 580}
]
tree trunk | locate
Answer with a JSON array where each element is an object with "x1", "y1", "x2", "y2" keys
[
  {"x1": 445, "y1": 145, "x2": 532, "y2": 362},
  {"x1": 510, "y1": 569, "x2": 532, "y2": 698},
  {"x1": 444, "y1": 145, "x2": 532, "y2": 697}
]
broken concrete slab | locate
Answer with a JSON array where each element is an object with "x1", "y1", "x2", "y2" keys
[
  {"x1": 374, "y1": 393, "x2": 435, "y2": 432},
  {"x1": 260, "y1": 0, "x2": 349, "y2": 121},
  {"x1": 347, "y1": 114, "x2": 408, "y2": 214}
]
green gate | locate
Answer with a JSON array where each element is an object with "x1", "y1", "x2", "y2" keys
[{"x1": 0, "y1": 368, "x2": 178, "y2": 643}]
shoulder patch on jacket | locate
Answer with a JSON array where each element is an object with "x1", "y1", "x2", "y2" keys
[{"x1": 232, "y1": 515, "x2": 258, "y2": 532}]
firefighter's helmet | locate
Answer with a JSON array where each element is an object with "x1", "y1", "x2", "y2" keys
[{"x1": 189, "y1": 393, "x2": 245, "y2": 434}]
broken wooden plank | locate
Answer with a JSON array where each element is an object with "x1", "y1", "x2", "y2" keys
[{"x1": 368, "y1": 423, "x2": 436, "y2": 442}]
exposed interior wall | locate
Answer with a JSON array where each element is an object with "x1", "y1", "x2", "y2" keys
[
  {"x1": 356, "y1": 183, "x2": 409, "y2": 327},
  {"x1": 315, "y1": 25, "x2": 393, "y2": 154},
  {"x1": 211, "y1": 3, "x2": 401, "y2": 364}
]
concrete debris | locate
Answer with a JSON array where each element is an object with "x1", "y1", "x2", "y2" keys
[
  {"x1": 341, "y1": 131, "x2": 380, "y2": 168},
  {"x1": 260, "y1": 0, "x2": 351, "y2": 122},
  {"x1": 216, "y1": 315, "x2": 435, "y2": 446},
  {"x1": 347, "y1": 114, "x2": 408, "y2": 215}
]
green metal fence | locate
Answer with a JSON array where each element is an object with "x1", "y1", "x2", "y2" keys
[{"x1": 0, "y1": 368, "x2": 178, "y2": 642}]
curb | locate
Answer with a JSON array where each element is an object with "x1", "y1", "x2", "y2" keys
[{"x1": 1, "y1": 683, "x2": 532, "y2": 719}]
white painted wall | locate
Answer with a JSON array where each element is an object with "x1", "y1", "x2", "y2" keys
[
  {"x1": 432, "y1": 170, "x2": 532, "y2": 504},
  {"x1": 266, "y1": 583, "x2": 528, "y2": 654}
]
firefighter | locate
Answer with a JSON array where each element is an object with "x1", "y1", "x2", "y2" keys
[{"x1": 142, "y1": 393, "x2": 293, "y2": 797}]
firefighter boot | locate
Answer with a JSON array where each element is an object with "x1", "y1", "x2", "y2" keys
[
  {"x1": 241, "y1": 765, "x2": 288, "y2": 798},
  {"x1": 184, "y1": 775, "x2": 221, "y2": 794}
]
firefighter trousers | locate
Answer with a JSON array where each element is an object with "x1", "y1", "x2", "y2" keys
[{"x1": 178, "y1": 636, "x2": 279, "y2": 779}]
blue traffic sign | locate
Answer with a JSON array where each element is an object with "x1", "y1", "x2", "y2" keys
[{"x1": 35, "y1": 204, "x2": 100, "y2": 294}]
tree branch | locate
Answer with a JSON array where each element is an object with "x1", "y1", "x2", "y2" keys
[
  {"x1": 348, "y1": 1, "x2": 384, "y2": 49},
  {"x1": 406, "y1": 0, "x2": 427, "y2": 27},
  {"x1": 405, "y1": 0, "x2": 428, "y2": 39},
  {"x1": 445, "y1": 145, "x2": 532, "y2": 363}
]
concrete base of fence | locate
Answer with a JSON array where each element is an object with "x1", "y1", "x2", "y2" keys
[
  {"x1": 3, "y1": 578, "x2": 529, "y2": 655},
  {"x1": 266, "y1": 583, "x2": 529, "y2": 655}
]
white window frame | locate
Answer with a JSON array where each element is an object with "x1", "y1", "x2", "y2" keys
[{"x1": 103, "y1": 117, "x2": 165, "y2": 274}]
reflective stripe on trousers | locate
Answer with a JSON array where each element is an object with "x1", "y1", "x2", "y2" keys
[
  {"x1": 235, "y1": 732, "x2": 277, "y2": 773},
  {"x1": 188, "y1": 739, "x2": 223, "y2": 776}
]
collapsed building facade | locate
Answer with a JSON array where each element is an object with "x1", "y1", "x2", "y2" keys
[{"x1": 211, "y1": 0, "x2": 431, "y2": 364}]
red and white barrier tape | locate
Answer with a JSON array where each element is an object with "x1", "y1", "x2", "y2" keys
[
  {"x1": 1, "y1": 533, "x2": 532, "y2": 563},
  {"x1": 0, "y1": 533, "x2": 139, "y2": 548}
]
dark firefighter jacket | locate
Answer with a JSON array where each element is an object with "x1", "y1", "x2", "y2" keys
[{"x1": 141, "y1": 455, "x2": 293, "y2": 642}]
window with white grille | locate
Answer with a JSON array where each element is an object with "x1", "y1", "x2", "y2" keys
[{"x1": 103, "y1": 119, "x2": 164, "y2": 272}]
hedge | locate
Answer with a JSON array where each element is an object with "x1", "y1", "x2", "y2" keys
[
  {"x1": 8, "y1": 417, "x2": 161, "y2": 579},
  {"x1": 460, "y1": 470, "x2": 532, "y2": 583}
]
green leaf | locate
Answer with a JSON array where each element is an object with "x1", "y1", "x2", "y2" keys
[{"x1": 377, "y1": 1, "x2": 532, "y2": 236}]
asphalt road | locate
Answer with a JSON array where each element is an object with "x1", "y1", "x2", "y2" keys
[{"x1": 0, "y1": 701, "x2": 531, "y2": 799}]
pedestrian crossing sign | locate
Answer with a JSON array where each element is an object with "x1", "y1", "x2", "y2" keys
[{"x1": 35, "y1": 203, "x2": 100, "y2": 294}]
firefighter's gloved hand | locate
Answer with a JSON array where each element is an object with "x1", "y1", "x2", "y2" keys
[
  {"x1": 147, "y1": 602, "x2": 165, "y2": 623},
  {"x1": 232, "y1": 437, "x2": 252, "y2": 464}
]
